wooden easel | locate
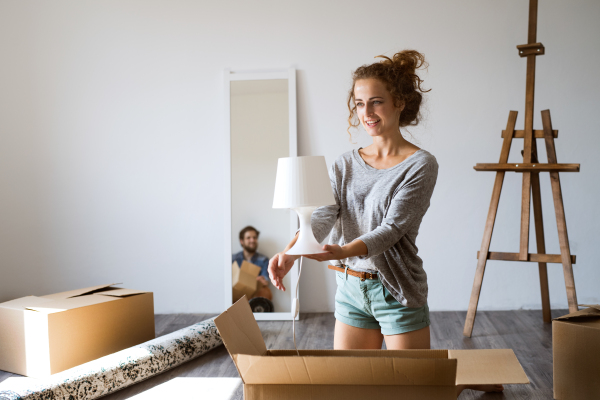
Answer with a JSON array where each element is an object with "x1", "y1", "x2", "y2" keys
[{"x1": 463, "y1": 0, "x2": 579, "y2": 338}]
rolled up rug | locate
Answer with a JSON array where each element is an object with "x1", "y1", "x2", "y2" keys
[{"x1": 0, "y1": 318, "x2": 222, "y2": 400}]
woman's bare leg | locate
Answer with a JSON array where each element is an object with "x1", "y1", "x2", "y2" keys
[
  {"x1": 334, "y1": 320, "x2": 383, "y2": 349},
  {"x1": 384, "y1": 326, "x2": 430, "y2": 350}
]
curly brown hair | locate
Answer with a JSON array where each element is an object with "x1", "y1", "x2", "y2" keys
[{"x1": 347, "y1": 50, "x2": 430, "y2": 138}]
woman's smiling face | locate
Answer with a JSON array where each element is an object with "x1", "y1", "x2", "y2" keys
[{"x1": 354, "y1": 78, "x2": 403, "y2": 137}]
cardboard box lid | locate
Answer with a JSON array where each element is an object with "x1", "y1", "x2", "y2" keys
[
  {"x1": 448, "y1": 350, "x2": 529, "y2": 385},
  {"x1": 95, "y1": 288, "x2": 151, "y2": 297},
  {"x1": 0, "y1": 296, "x2": 55, "y2": 310},
  {"x1": 40, "y1": 283, "x2": 122, "y2": 300},
  {"x1": 24, "y1": 294, "x2": 119, "y2": 314},
  {"x1": 0, "y1": 285, "x2": 148, "y2": 314},
  {"x1": 554, "y1": 304, "x2": 600, "y2": 330},
  {"x1": 215, "y1": 296, "x2": 268, "y2": 358},
  {"x1": 214, "y1": 297, "x2": 529, "y2": 387}
]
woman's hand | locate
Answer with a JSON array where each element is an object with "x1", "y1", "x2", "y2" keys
[
  {"x1": 304, "y1": 240, "x2": 368, "y2": 262},
  {"x1": 304, "y1": 244, "x2": 346, "y2": 262},
  {"x1": 268, "y1": 252, "x2": 299, "y2": 291}
]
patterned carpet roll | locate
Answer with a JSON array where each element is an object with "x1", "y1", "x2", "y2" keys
[{"x1": 0, "y1": 318, "x2": 222, "y2": 400}]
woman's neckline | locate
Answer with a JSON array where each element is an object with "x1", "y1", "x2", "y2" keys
[{"x1": 354, "y1": 147, "x2": 423, "y2": 171}]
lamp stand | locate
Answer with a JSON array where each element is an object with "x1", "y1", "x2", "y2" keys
[{"x1": 286, "y1": 206, "x2": 325, "y2": 255}]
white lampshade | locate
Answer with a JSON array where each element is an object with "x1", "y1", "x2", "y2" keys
[
  {"x1": 272, "y1": 156, "x2": 336, "y2": 255},
  {"x1": 272, "y1": 156, "x2": 335, "y2": 208}
]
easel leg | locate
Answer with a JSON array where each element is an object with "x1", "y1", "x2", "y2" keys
[
  {"x1": 549, "y1": 171, "x2": 578, "y2": 313},
  {"x1": 531, "y1": 169, "x2": 551, "y2": 322},
  {"x1": 463, "y1": 172, "x2": 505, "y2": 337},
  {"x1": 464, "y1": 111, "x2": 517, "y2": 337},
  {"x1": 541, "y1": 110, "x2": 578, "y2": 313}
]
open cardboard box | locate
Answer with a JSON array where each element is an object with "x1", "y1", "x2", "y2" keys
[
  {"x1": 0, "y1": 283, "x2": 155, "y2": 378},
  {"x1": 232, "y1": 260, "x2": 261, "y2": 303},
  {"x1": 553, "y1": 304, "x2": 600, "y2": 400},
  {"x1": 215, "y1": 297, "x2": 529, "y2": 400}
]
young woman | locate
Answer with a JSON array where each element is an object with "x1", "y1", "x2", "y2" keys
[{"x1": 267, "y1": 50, "x2": 502, "y2": 397}]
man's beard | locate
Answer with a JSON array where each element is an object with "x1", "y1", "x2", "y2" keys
[{"x1": 242, "y1": 243, "x2": 257, "y2": 253}]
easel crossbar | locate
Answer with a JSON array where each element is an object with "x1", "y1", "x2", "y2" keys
[
  {"x1": 474, "y1": 163, "x2": 579, "y2": 172},
  {"x1": 477, "y1": 251, "x2": 576, "y2": 264},
  {"x1": 501, "y1": 129, "x2": 557, "y2": 138}
]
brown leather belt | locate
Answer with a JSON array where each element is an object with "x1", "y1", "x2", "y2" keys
[{"x1": 328, "y1": 264, "x2": 378, "y2": 281}]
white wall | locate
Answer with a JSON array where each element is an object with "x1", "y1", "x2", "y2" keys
[{"x1": 0, "y1": 0, "x2": 598, "y2": 313}]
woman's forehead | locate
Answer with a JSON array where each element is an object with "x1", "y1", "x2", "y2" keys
[{"x1": 354, "y1": 78, "x2": 388, "y2": 97}]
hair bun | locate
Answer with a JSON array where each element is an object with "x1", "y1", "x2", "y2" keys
[{"x1": 375, "y1": 50, "x2": 427, "y2": 75}]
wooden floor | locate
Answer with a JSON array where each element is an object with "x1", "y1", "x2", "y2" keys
[{"x1": 0, "y1": 309, "x2": 565, "y2": 399}]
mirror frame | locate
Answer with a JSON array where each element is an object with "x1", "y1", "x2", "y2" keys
[{"x1": 223, "y1": 68, "x2": 299, "y2": 320}]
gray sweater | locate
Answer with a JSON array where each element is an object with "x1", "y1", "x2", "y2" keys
[{"x1": 311, "y1": 148, "x2": 438, "y2": 308}]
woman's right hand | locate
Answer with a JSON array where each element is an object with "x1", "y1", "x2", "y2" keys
[{"x1": 268, "y1": 252, "x2": 298, "y2": 291}]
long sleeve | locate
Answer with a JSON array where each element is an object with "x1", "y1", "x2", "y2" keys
[
  {"x1": 310, "y1": 164, "x2": 340, "y2": 243},
  {"x1": 357, "y1": 158, "x2": 438, "y2": 259}
]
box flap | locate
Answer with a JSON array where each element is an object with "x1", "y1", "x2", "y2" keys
[
  {"x1": 24, "y1": 294, "x2": 119, "y2": 313},
  {"x1": 240, "y1": 260, "x2": 261, "y2": 277},
  {"x1": 214, "y1": 296, "x2": 267, "y2": 357},
  {"x1": 554, "y1": 305, "x2": 600, "y2": 321},
  {"x1": 580, "y1": 304, "x2": 600, "y2": 311},
  {"x1": 235, "y1": 355, "x2": 457, "y2": 386},
  {"x1": 267, "y1": 349, "x2": 449, "y2": 359},
  {"x1": 39, "y1": 283, "x2": 122, "y2": 300},
  {"x1": 95, "y1": 288, "x2": 150, "y2": 297},
  {"x1": 448, "y1": 349, "x2": 529, "y2": 385},
  {"x1": 0, "y1": 296, "x2": 55, "y2": 310}
]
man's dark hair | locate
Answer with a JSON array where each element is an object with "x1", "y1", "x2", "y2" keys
[{"x1": 239, "y1": 225, "x2": 260, "y2": 241}]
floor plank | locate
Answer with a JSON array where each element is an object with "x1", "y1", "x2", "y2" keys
[{"x1": 0, "y1": 310, "x2": 568, "y2": 399}]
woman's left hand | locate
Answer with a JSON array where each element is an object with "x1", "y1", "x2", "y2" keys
[{"x1": 304, "y1": 244, "x2": 346, "y2": 261}]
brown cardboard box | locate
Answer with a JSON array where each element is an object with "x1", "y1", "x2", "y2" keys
[
  {"x1": 232, "y1": 261, "x2": 261, "y2": 303},
  {"x1": 0, "y1": 283, "x2": 155, "y2": 378},
  {"x1": 553, "y1": 304, "x2": 600, "y2": 400},
  {"x1": 215, "y1": 297, "x2": 530, "y2": 400}
]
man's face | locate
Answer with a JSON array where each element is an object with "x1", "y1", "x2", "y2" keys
[{"x1": 240, "y1": 230, "x2": 258, "y2": 253}]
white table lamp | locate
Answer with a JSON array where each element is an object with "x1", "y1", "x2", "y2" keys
[{"x1": 273, "y1": 156, "x2": 336, "y2": 255}]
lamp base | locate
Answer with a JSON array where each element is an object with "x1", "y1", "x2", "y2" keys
[{"x1": 285, "y1": 206, "x2": 327, "y2": 256}]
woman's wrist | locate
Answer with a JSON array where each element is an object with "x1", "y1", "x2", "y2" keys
[{"x1": 341, "y1": 239, "x2": 368, "y2": 259}]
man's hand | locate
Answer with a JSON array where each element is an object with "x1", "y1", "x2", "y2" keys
[
  {"x1": 268, "y1": 252, "x2": 298, "y2": 291},
  {"x1": 256, "y1": 276, "x2": 268, "y2": 287}
]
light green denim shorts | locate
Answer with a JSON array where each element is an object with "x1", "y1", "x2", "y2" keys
[{"x1": 334, "y1": 270, "x2": 430, "y2": 336}]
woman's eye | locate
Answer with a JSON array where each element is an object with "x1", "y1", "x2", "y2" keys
[
  {"x1": 373, "y1": 101, "x2": 381, "y2": 105},
  {"x1": 356, "y1": 102, "x2": 364, "y2": 107}
]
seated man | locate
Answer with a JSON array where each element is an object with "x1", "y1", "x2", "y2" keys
[{"x1": 232, "y1": 226, "x2": 271, "y2": 300}]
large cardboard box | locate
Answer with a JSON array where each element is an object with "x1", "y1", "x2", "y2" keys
[
  {"x1": 553, "y1": 304, "x2": 600, "y2": 400},
  {"x1": 215, "y1": 297, "x2": 530, "y2": 400},
  {"x1": 232, "y1": 261, "x2": 261, "y2": 303},
  {"x1": 0, "y1": 283, "x2": 155, "y2": 378}
]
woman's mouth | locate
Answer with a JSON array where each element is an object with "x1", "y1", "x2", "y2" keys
[{"x1": 365, "y1": 119, "x2": 380, "y2": 127}]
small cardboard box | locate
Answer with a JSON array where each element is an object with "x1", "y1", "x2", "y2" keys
[
  {"x1": 0, "y1": 283, "x2": 155, "y2": 378},
  {"x1": 232, "y1": 261, "x2": 261, "y2": 303},
  {"x1": 553, "y1": 304, "x2": 600, "y2": 400},
  {"x1": 215, "y1": 297, "x2": 529, "y2": 400}
]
